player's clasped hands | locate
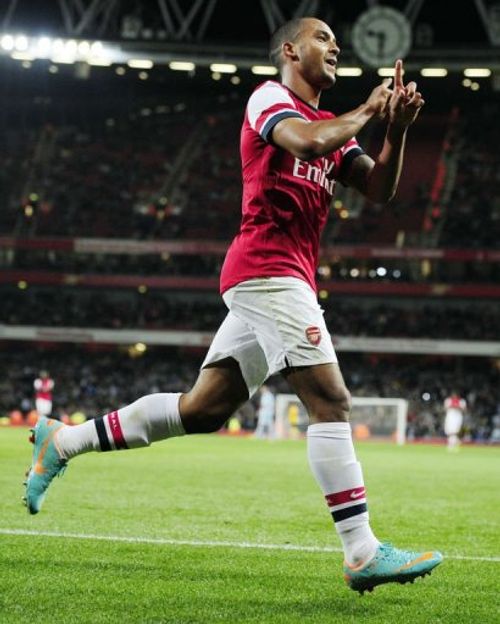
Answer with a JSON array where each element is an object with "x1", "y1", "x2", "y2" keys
[{"x1": 366, "y1": 59, "x2": 425, "y2": 127}]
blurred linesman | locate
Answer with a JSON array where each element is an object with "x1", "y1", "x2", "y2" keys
[
  {"x1": 33, "y1": 370, "x2": 54, "y2": 418},
  {"x1": 254, "y1": 384, "x2": 276, "y2": 440},
  {"x1": 24, "y1": 16, "x2": 443, "y2": 594}
]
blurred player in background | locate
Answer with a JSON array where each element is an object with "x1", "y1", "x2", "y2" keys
[
  {"x1": 443, "y1": 389, "x2": 467, "y2": 451},
  {"x1": 254, "y1": 384, "x2": 276, "y2": 440},
  {"x1": 25, "y1": 17, "x2": 442, "y2": 594},
  {"x1": 33, "y1": 370, "x2": 54, "y2": 418}
]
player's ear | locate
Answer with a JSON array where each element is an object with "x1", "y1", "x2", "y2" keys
[{"x1": 283, "y1": 41, "x2": 299, "y2": 62}]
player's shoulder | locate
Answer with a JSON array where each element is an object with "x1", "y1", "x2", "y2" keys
[
  {"x1": 247, "y1": 80, "x2": 295, "y2": 107},
  {"x1": 245, "y1": 81, "x2": 304, "y2": 131},
  {"x1": 251, "y1": 79, "x2": 287, "y2": 95}
]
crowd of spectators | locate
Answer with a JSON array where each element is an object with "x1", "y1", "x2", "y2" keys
[
  {"x1": 3, "y1": 248, "x2": 499, "y2": 284},
  {"x1": 1, "y1": 72, "x2": 499, "y2": 448},
  {"x1": 2, "y1": 92, "x2": 498, "y2": 249},
  {"x1": 438, "y1": 102, "x2": 500, "y2": 249},
  {"x1": 1, "y1": 289, "x2": 226, "y2": 331},
  {"x1": 2, "y1": 286, "x2": 499, "y2": 340},
  {"x1": 0, "y1": 127, "x2": 39, "y2": 234},
  {"x1": 325, "y1": 299, "x2": 500, "y2": 341},
  {"x1": 5, "y1": 100, "x2": 243, "y2": 242},
  {"x1": 1, "y1": 346, "x2": 498, "y2": 443},
  {"x1": 19, "y1": 115, "x2": 191, "y2": 239},
  {"x1": 4, "y1": 249, "x2": 223, "y2": 278}
]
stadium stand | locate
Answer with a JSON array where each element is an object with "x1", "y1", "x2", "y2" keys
[
  {"x1": 1, "y1": 287, "x2": 499, "y2": 340},
  {"x1": 1, "y1": 345, "x2": 498, "y2": 443},
  {"x1": 436, "y1": 101, "x2": 500, "y2": 249},
  {"x1": 1, "y1": 51, "x2": 499, "y2": 444}
]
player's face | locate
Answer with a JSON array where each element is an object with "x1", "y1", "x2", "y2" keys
[{"x1": 294, "y1": 19, "x2": 340, "y2": 89}]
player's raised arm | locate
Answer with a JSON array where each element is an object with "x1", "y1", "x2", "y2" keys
[
  {"x1": 272, "y1": 79, "x2": 392, "y2": 161},
  {"x1": 343, "y1": 59, "x2": 425, "y2": 203}
]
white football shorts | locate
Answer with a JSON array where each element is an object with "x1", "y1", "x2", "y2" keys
[
  {"x1": 444, "y1": 409, "x2": 463, "y2": 436},
  {"x1": 202, "y1": 277, "x2": 337, "y2": 397},
  {"x1": 35, "y1": 397, "x2": 53, "y2": 417}
]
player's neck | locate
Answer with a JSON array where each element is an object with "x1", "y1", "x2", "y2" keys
[{"x1": 281, "y1": 73, "x2": 322, "y2": 109}]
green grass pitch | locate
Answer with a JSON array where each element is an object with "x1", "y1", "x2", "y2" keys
[{"x1": 1, "y1": 427, "x2": 498, "y2": 623}]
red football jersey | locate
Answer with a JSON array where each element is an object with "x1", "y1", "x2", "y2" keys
[
  {"x1": 444, "y1": 395, "x2": 466, "y2": 411},
  {"x1": 34, "y1": 378, "x2": 54, "y2": 401},
  {"x1": 220, "y1": 80, "x2": 364, "y2": 294}
]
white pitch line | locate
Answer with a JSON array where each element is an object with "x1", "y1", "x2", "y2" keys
[
  {"x1": 0, "y1": 528, "x2": 341, "y2": 553},
  {"x1": 0, "y1": 528, "x2": 499, "y2": 562}
]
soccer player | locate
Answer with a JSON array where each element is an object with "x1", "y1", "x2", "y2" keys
[
  {"x1": 253, "y1": 384, "x2": 276, "y2": 439},
  {"x1": 24, "y1": 17, "x2": 442, "y2": 593},
  {"x1": 33, "y1": 370, "x2": 55, "y2": 418},
  {"x1": 443, "y1": 389, "x2": 467, "y2": 451}
]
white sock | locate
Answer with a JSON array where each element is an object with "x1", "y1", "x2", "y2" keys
[
  {"x1": 307, "y1": 421, "x2": 380, "y2": 566},
  {"x1": 56, "y1": 393, "x2": 184, "y2": 460}
]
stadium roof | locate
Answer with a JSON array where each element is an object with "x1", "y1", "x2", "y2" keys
[{"x1": 1, "y1": 0, "x2": 499, "y2": 72}]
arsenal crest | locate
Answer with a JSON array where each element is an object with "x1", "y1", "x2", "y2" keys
[{"x1": 305, "y1": 326, "x2": 321, "y2": 346}]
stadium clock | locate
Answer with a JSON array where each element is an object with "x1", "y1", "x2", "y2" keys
[{"x1": 351, "y1": 6, "x2": 412, "y2": 67}]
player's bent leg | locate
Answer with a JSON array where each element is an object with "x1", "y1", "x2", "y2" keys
[
  {"x1": 180, "y1": 358, "x2": 249, "y2": 434},
  {"x1": 24, "y1": 393, "x2": 183, "y2": 515},
  {"x1": 24, "y1": 358, "x2": 249, "y2": 514}
]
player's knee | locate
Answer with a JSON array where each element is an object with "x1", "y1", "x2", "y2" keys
[
  {"x1": 179, "y1": 394, "x2": 235, "y2": 434},
  {"x1": 310, "y1": 386, "x2": 352, "y2": 423},
  {"x1": 182, "y1": 410, "x2": 231, "y2": 434}
]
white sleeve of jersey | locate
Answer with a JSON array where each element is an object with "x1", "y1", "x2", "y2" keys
[
  {"x1": 247, "y1": 81, "x2": 304, "y2": 132},
  {"x1": 34, "y1": 379, "x2": 42, "y2": 390}
]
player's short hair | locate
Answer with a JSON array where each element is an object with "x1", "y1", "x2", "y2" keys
[{"x1": 269, "y1": 17, "x2": 307, "y2": 72}]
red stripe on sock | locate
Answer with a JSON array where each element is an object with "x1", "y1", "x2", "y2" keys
[
  {"x1": 325, "y1": 487, "x2": 365, "y2": 507},
  {"x1": 107, "y1": 411, "x2": 128, "y2": 450}
]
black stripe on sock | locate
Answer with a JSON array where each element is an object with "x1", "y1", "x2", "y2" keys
[
  {"x1": 94, "y1": 417, "x2": 112, "y2": 452},
  {"x1": 332, "y1": 503, "x2": 368, "y2": 523}
]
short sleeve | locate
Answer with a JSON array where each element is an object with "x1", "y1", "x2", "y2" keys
[
  {"x1": 338, "y1": 137, "x2": 365, "y2": 180},
  {"x1": 247, "y1": 81, "x2": 306, "y2": 142}
]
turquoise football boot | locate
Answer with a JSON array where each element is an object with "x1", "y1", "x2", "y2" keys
[
  {"x1": 343, "y1": 542, "x2": 443, "y2": 594},
  {"x1": 23, "y1": 417, "x2": 67, "y2": 515}
]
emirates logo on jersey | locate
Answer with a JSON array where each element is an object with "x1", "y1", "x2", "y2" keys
[
  {"x1": 305, "y1": 326, "x2": 322, "y2": 346},
  {"x1": 292, "y1": 157, "x2": 336, "y2": 195}
]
